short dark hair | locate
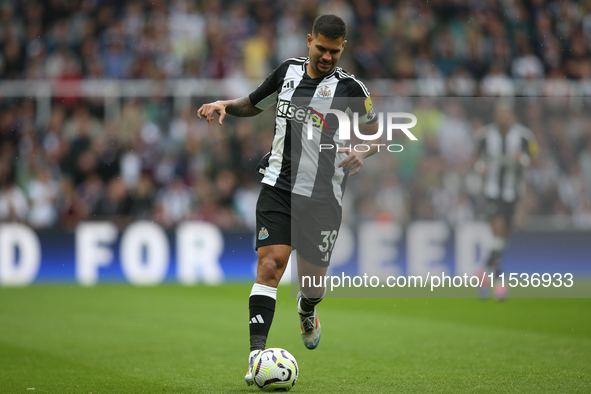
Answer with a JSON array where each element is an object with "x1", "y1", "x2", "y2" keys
[{"x1": 312, "y1": 14, "x2": 346, "y2": 40}]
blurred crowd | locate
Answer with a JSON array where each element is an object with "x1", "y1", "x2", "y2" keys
[
  {"x1": 1, "y1": 0, "x2": 591, "y2": 81},
  {"x1": 1, "y1": 0, "x2": 591, "y2": 232},
  {"x1": 345, "y1": 98, "x2": 591, "y2": 230},
  {"x1": 2, "y1": 94, "x2": 591, "y2": 232}
]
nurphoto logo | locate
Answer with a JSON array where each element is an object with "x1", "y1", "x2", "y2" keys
[
  {"x1": 279, "y1": 99, "x2": 419, "y2": 152},
  {"x1": 307, "y1": 110, "x2": 418, "y2": 153}
]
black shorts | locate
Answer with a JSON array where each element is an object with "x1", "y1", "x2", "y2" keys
[
  {"x1": 255, "y1": 184, "x2": 342, "y2": 267},
  {"x1": 484, "y1": 197, "x2": 517, "y2": 224}
]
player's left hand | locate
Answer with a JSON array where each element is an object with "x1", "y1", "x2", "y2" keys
[
  {"x1": 337, "y1": 150, "x2": 364, "y2": 176},
  {"x1": 197, "y1": 100, "x2": 227, "y2": 125},
  {"x1": 514, "y1": 152, "x2": 531, "y2": 167}
]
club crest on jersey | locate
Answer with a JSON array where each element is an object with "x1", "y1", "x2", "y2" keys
[
  {"x1": 258, "y1": 227, "x2": 269, "y2": 240},
  {"x1": 315, "y1": 85, "x2": 332, "y2": 100}
]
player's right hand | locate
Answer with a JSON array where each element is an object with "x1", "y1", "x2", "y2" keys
[
  {"x1": 197, "y1": 101, "x2": 227, "y2": 125},
  {"x1": 474, "y1": 159, "x2": 486, "y2": 175}
]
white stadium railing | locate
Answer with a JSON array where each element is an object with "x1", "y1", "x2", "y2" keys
[{"x1": 1, "y1": 78, "x2": 591, "y2": 125}]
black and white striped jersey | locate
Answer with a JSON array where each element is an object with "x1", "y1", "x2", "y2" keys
[
  {"x1": 249, "y1": 57, "x2": 376, "y2": 205},
  {"x1": 476, "y1": 123, "x2": 537, "y2": 202}
]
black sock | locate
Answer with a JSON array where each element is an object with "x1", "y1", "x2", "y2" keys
[
  {"x1": 249, "y1": 295, "x2": 275, "y2": 352},
  {"x1": 299, "y1": 295, "x2": 323, "y2": 314},
  {"x1": 486, "y1": 250, "x2": 502, "y2": 278}
]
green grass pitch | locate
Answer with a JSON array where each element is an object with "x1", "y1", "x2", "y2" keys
[{"x1": 1, "y1": 284, "x2": 589, "y2": 393}]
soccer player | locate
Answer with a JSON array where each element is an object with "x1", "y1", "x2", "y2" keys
[
  {"x1": 197, "y1": 14, "x2": 380, "y2": 385},
  {"x1": 474, "y1": 103, "x2": 537, "y2": 300}
]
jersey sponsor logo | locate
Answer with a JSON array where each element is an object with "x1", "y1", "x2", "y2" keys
[
  {"x1": 277, "y1": 99, "x2": 328, "y2": 131},
  {"x1": 258, "y1": 227, "x2": 269, "y2": 240},
  {"x1": 282, "y1": 80, "x2": 295, "y2": 90},
  {"x1": 315, "y1": 85, "x2": 332, "y2": 100}
]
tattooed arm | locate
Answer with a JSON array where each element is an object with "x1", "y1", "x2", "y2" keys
[
  {"x1": 226, "y1": 97, "x2": 263, "y2": 117},
  {"x1": 197, "y1": 96, "x2": 262, "y2": 125}
]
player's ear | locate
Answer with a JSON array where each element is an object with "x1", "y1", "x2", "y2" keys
[
  {"x1": 341, "y1": 39, "x2": 347, "y2": 50},
  {"x1": 307, "y1": 33, "x2": 313, "y2": 48}
]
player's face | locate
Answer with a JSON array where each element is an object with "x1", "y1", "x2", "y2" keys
[
  {"x1": 307, "y1": 33, "x2": 346, "y2": 78},
  {"x1": 494, "y1": 106, "x2": 515, "y2": 130}
]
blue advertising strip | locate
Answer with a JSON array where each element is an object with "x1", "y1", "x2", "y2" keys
[
  {"x1": 33, "y1": 226, "x2": 259, "y2": 284},
  {"x1": 0, "y1": 222, "x2": 589, "y2": 285},
  {"x1": 504, "y1": 231, "x2": 591, "y2": 276}
]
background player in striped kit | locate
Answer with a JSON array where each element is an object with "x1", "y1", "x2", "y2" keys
[
  {"x1": 475, "y1": 103, "x2": 538, "y2": 300},
  {"x1": 197, "y1": 14, "x2": 380, "y2": 385}
]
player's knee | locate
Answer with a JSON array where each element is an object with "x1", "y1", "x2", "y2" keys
[
  {"x1": 492, "y1": 236, "x2": 506, "y2": 252},
  {"x1": 257, "y1": 255, "x2": 286, "y2": 284},
  {"x1": 259, "y1": 258, "x2": 280, "y2": 275}
]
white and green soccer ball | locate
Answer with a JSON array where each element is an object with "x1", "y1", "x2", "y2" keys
[{"x1": 252, "y1": 348, "x2": 298, "y2": 392}]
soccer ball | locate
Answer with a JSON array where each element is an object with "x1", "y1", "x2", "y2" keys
[{"x1": 252, "y1": 348, "x2": 298, "y2": 392}]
